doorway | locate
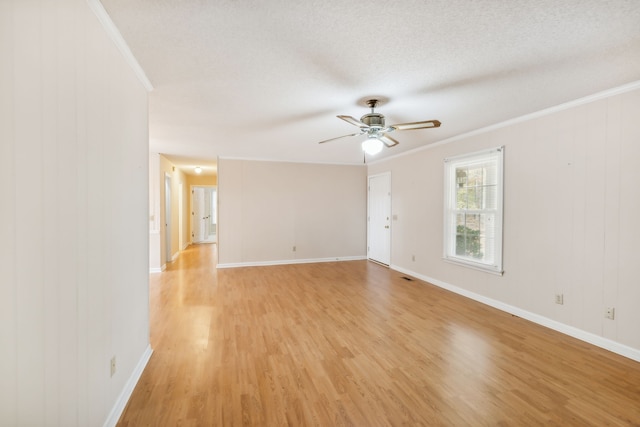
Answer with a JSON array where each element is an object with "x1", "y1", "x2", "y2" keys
[
  {"x1": 367, "y1": 172, "x2": 391, "y2": 265},
  {"x1": 164, "y1": 173, "x2": 172, "y2": 262},
  {"x1": 178, "y1": 184, "x2": 184, "y2": 250},
  {"x1": 191, "y1": 186, "x2": 217, "y2": 244}
]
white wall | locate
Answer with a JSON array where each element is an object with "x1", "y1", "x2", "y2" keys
[
  {"x1": 368, "y1": 86, "x2": 640, "y2": 358},
  {"x1": 0, "y1": 1, "x2": 151, "y2": 425},
  {"x1": 218, "y1": 159, "x2": 367, "y2": 266}
]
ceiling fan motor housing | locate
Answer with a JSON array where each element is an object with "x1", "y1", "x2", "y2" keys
[{"x1": 360, "y1": 113, "x2": 385, "y2": 129}]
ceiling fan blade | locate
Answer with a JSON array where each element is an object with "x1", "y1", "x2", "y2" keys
[
  {"x1": 337, "y1": 115, "x2": 369, "y2": 128},
  {"x1": 389, "y1": 120, "x2": 441, "y2": 131},
  {"x1": 379, "y1": 134, "x2": 399, "y2": 147},
  {"x1": 317, "y1": 132, "x2": 364, "y2": 144}
]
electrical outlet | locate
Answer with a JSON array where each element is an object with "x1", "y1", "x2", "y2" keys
[
  {"x1": 110, "y1": 356, "x2": 116, "y2": 377},
  {"x1": 605, "y1": 307, "x2": 615, "y2": 320},
  {"x1": 412, "y1": 255, "x2": 415, "y2": 262},
  {"x1": 292, "y1": 246, "x2": 296, "y2": 252},
  {"x1": 555, "y1": 294, "x2": 564, "y2": 305}
]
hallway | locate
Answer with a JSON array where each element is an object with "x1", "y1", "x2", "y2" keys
[{"x1": 117, "y1": 244, "x2": 640, "y2": 425}]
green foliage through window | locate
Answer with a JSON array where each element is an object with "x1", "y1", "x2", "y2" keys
[{"x1": 456, "y1": 225, "x2": 483, "y2": 259}]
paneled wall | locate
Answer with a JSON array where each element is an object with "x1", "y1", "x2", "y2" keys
[
  {"x1": 218, "y1": 159, "x2": 367, "y2": 266},
  {"x1": 0, "y1": 1, "x2": 150, "y2": 425},
  {"x1": 368, "y1": 86, "x2": 640, "y2": 357}
]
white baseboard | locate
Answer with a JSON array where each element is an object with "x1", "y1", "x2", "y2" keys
[
  {"x1": 152, "y1": 264, "x2": 167, "y2": 273},
  {"x1": 103, "y1": 345, "x2": 153, "y2": 427},
  {"x1": 390, "y1": 264, "x2": 640, "y2": 363},
  {"x1": 217, "y1": 255, "x2": 366, "y2": 269}
]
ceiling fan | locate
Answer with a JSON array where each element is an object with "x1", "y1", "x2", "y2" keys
[{"x1": 318, "y1": 99, "x2": 441, "y2": 155}]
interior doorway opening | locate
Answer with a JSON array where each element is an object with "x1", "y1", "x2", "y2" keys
[
  {"x1": 164, "y1": 173, "x2": 172, "y2": 262},
  {"x1": 191, "y1": 185, "x2": 217, "y2": 244},
  {"x1": 367, "y1": 172, "x2": 391, "y2": 266}
]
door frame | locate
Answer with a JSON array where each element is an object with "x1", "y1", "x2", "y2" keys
[
  {"x1": 367, "y1": 171, "x2": 391, "y2": 266},
  {"x1": 190, "y1": 185, "x2": 217, "y2": 244},
  {"x1": 164, "y1": 173, "x2": 172, "y2": 263},
  {"x1": 178, "y1": 183, "x2": 184, "y2": 251}
]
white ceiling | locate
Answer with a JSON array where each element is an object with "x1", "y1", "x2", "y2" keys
[{"x1": 100, "y1": 0, "x2": 640, "y2": 170}]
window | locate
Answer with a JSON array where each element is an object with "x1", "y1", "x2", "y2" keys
[{"x1": 443, "y1": 147, "x2": 504, "y2": 275}]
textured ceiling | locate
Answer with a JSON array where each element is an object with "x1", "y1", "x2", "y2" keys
[{"x1": 100, "y1": 0, "x2": 640, "y2": 170}]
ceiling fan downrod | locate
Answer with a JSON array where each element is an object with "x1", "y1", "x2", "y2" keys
[{"x1": 366, "y1": 99, "x2": 379, "y2": 113}]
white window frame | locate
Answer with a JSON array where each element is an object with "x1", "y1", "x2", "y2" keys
[{"x1": 443, "y1": 146, "x2": 504, "y2": 275}]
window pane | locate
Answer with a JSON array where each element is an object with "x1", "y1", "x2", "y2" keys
[
  {"x1": 480, "y1": 213, "x2": 495, "y2": 238},
  {"x1": 467, "y1": 187, "x2": 478, "y2": 209},
  {"x1": 484, "y1": 184, "x2": 497, "y2": 209},
  {"x1": 484, "y1": 162, "x2": 497, "y2": 185},
  {"x1": 456, "y1": 188, "x2": 467, "y2": 209},
  {"x1": 468, "y1": 167, "x2": 483, "y2": 186},
  {"x1": 455, "y1": 214, "x2": 466, "y2": 256},
  {"x1": 455, "y1": 213, "x2": 484, "y2": 259},
  {"x1": 455, "y1": 167, "x2": 468, "y2": 188},
  {"x1": 465, "y1": 214, "x2": 483, "y2": 259}
]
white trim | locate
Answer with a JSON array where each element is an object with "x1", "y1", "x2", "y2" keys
[
  {"x1": 389, "y1": 264, "x2": 640, "y2": 363},
  {"x1": 441, "y1": 258, "x2": 504, "y2": 276},
  {"x1": 218, "y1": 156, "x2": 365, "y2": 167},
  {"x1": 443, "y1": 145, "x2": 504, "y2": 163},
  {"x1": 369, "y1": 80, "x2": 640, "y2": 165},
  {"x1": 103, "y1": 345, "x2": 153, "y2": 427},
  {"x1": 149, "y1": 267, "x2": 163, "y2": 274},
  {"x1": 217, "y1": 255, "x2": 366, "y2": 269},
  {"x1": 87, "y1": 0, "x2": 153, "y2": 92}
]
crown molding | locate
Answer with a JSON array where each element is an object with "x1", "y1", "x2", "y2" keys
[
  {"x1": 87, "y1": 0, "x2": 153, "y2": 92},
  {"x1": 370, "y1": 80, "x2": 640, "y2": 165}
]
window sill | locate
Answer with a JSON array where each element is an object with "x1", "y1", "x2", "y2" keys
[{"x1": 442, "y1": 257, "x2": 504, "y2": 276}]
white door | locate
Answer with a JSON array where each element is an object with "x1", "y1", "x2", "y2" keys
[
  {"x1": 192, "y1": 187, "x2": 207, "y2": 243},
  {"x1": 192, "y1": 186, "x2": 217, "y2": 243},
  {"x1": 368, "y1": 173, "x2": 391, "y2": 265}
]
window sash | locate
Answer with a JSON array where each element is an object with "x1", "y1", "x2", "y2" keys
[{"x1": 443, "y1": 147, "x2": 503, "y2": 275}]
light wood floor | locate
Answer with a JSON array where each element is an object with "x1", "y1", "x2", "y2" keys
[{"x1": 118, "y1": 244, "x2": 640, "y2": 426}]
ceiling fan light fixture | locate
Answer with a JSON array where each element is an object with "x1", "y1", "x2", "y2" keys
[
  {"x1": 362, "y1": 138, "x2": 383, "y2": 155},
  {"x1": 195, "y1": 166, "x2": 202, "y2": 174},
  {"x1": 318, "y1": 98, "x2": 440, "y2": 157}
]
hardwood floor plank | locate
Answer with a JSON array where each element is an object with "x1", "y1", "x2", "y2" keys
[{"x1": 117, "y1": 244, "x2": 640, "y2": 426}]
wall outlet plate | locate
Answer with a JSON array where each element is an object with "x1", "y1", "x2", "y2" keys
[
  {"x1": 605, "y1": 307, "x2": 615, "y2": 320},
  {"x1": 110, "y1": 356, "x2": 116, "y2": 377},
  {"x1": 555, "y1": 294, "x2": 564, "y2": 305}
]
